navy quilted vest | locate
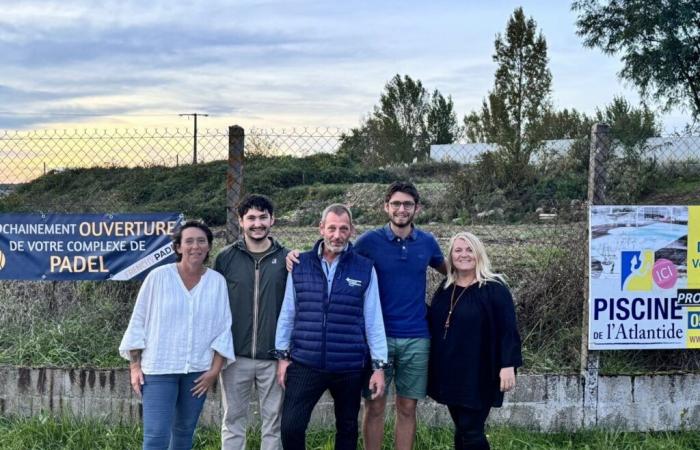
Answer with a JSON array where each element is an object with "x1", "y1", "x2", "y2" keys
[{"x1": 291, "y1": 240, "x2": 372, "y2": 372}]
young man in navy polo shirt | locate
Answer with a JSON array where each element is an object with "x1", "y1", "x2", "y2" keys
[{"x1": 357, "y1": 181, "x2": 446, "y2": 450}]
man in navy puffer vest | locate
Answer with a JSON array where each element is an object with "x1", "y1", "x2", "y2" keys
[{"x1": 273, "y1": 204, "x2": 388, "y2": 450}]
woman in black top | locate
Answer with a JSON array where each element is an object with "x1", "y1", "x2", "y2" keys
[{"x1": 428, "y1": 232, "x2": 522, "y2": 450}]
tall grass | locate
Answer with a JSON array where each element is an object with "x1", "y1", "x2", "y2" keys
[
  {"x1": 2, "y1": 223, "x2": 699, "y2": 373},
  {"x1": 0, "y1": 281, "x2": 138, "y2": 367},
  {"x1": 1, "y1": 415, "x2": 699, "y2": 450}
]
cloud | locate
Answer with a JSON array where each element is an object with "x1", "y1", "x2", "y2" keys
[{"x1": 0, "y1": 0, "x2": 692, "y2": 132}]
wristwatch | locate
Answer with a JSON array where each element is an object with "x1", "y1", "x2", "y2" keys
[
  {"x1": 270, "y1": 349, "x2": 291, "y2": 361},
  {"x1": 372, "y1": 359, "x2": 390, "y2": 370}
]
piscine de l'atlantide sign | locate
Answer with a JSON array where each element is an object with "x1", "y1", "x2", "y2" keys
[
  {"x1": 589, "y1": 205, "x2": 700, "y2": 349},
  {"x1": 0, "y1": 213, "x2": 183, "y2": 281}
]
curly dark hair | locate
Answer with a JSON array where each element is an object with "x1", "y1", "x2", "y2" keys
[
  {"x1": 384, "y1": 181, "x2": 420, "y2": 204},
  {"x1": 237, "y1": 194, "x2": 274, "y2": 218}
]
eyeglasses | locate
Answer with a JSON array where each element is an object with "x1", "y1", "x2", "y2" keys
[{"x1": 388, "y1": 201, "x2": 416, "y2": 210}]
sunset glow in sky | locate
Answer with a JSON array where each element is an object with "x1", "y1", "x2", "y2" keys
[{"x1": 0, "y1": 0, "x2": 693, "y2": 132}]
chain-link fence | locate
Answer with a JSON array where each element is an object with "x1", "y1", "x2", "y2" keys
[
  {"x1": 0, "y1": 128, "x2": 231, "y2": 183},
  {"x1": 0, "y1": 125, "x2": 699, "y2": 374}
]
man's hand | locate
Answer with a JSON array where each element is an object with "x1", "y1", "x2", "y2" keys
[
  {"x1": 499, "y1": 367, "x2": 516, "y2": 392},
  {"x1": 368, "y1": 369, "x2": 385, "y2": 400},
  {"x1": 129, "y1": 362, "x2": 145, "y2": 397},
  {"x1": 285, "y1": 250, "x2": 300, "y2": 272},
  {"x1": 191, "y1": 369, "x2": 220, "y2": 398},
  {"x1": 277, "y1": 359, "x2": 292, "y2": 388}
]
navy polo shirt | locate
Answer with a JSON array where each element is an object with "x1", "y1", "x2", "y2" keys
[{"x1": 354, "y1": 224, "x2": 444, "y2": 338}]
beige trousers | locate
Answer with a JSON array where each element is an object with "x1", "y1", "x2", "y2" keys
[{"x1": 220, "y1": 357, "x2": 283, "y2": 450}]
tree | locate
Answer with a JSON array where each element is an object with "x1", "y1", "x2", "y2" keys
[
  {"x1": 339, "y1": 75, "x2": 458, "y2": 165},
  {"x1": 593, "y1": 97, "x2": 662, "y2": 202},
  {"x1": 573, "y1": 0, "x2": 700, "y2": 118},
  {"x1": 595, "y1": 96, "x2": 660, "y2": 147},
  {"x1": 464, "y1": 7, "x2": 552, "y2": 184},
  {"x1": 427, "y1": 90, "x2": 461, "y2": 144},
  {"x1": 538, "y1": 108, "x2": 594, "y2": 140}
]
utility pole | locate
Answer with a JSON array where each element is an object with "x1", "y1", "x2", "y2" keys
[{"x1": 179, "y1": 113, "x2": 209, "y2": 164}]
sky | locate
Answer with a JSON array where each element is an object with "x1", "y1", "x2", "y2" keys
[{"x1": 0, "y1": 0, "x2": 693, "y2": 133}]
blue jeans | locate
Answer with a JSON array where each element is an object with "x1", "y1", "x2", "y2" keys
[{"x1": 142, "y1": 372, "x2": 207, "y2": 450}]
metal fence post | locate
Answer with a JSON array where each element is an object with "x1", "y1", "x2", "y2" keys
[
  {"x1": 581, "y1": 122, "x2": 611, "y2": 428},
  {"x1": 227, "y1": 125, "x2": 244, "y2": 243}
]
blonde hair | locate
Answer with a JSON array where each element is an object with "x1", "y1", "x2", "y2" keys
[{"x1": 444, "y1": 231, "x2": 506, "y2": 289}]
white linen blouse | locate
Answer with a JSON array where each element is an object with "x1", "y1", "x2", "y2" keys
[{"x1": 119, "y1": 263, "x2": 235, "y2": 374}]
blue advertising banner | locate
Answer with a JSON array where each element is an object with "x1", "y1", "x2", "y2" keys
[{"x1": 0, "y1": 213, "x2": 184, "y2": 280}]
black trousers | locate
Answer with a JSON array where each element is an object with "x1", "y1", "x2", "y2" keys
[
  {"x1": 447, "y1": 405, "x2": 492, "y2": 450},
  {"x1": 280, "y1": 363, "x2": 365, "y2": 450}
]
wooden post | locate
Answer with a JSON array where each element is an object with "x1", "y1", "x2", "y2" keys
[
  {"x1": 193, "y1": 115, "x2": 198, "y2": 164},
  {"x1": 227, "y1": 126, "x2": 244, "y2": 243},
  {"x1": 581, "y1": 122, "x2": 611, "y2": 428}
]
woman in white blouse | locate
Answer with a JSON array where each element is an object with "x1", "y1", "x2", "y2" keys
[{"x1": 120, "y1": 220, "x2": 235, "y2": 450}]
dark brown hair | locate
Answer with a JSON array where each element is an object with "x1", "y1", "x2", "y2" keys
[{"x1": 171, "y1": 220, "x2": 214, "y2": 263}]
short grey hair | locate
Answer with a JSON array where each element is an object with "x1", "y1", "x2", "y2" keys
[{"x1": 320, "y1": 203, "x2": 353, "y2": 225}]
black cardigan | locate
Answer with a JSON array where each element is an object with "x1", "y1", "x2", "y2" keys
[{"x1": 427, "y1": 279, "x2": 522, "y2": 408}]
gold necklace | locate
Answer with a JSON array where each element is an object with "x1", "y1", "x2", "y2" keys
[{"x1": 442, "y1": 280, "x2": 474, "y2": 339}]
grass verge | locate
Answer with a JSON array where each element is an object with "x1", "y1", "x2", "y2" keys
[{"x1": 1, "y1": 415, "x2": 699, "y2": 450}]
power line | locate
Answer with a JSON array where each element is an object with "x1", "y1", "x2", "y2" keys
[{"x1": 179, "y1": 113, "x2": 209, "y2": 164}]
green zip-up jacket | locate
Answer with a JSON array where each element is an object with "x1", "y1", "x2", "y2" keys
[{"x1": 214, "y1": 238, "x2": 289, "y2": 360}]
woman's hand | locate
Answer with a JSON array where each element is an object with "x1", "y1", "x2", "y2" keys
[
  {"x1": 191, "y1": 352, "x2": 226, "y2": 398},
  {"x1": 499, "y1": 367, "x2": 516, "y2": 392},
  {"x1": 191, "y1": 369, "x2": 219, "y2": 398},
  {"x1": 129, "y1": 362, "x2": 145, "y2": 397}
]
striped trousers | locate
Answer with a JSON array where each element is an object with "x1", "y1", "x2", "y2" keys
[{"x1": 280, "y1": 362, "x2": 365, "y2": 450}]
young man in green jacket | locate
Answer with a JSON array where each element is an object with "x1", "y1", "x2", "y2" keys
[{"x1": 215, "y1": 194, "x2": 289, "y2": 450}]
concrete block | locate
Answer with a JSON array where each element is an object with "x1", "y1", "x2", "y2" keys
[
  {"x1": 495, "y1": 404, "x2": 543, "y2": 430},
  {"x1": 109, "y1": 398, "x2": 131, "y2": 424},
  {"x1": 3, "y1": 395, "x2": 20, "y2": 415},
  {"x1": 111, "y1": 369, "x2": 133, "y2": 399},
  {"x1": 509, "y1": 374, "x2": 547, "y2": 403},
  {"x1": 28, "y1": 369, "x2": 58, "y2": 414},
  {"x1": 117, "y1": 399, "x2": 142, "y2": 422},
  {"x1": 634, "y1": 375, "x2": 666, "y2": 404},
  {"x1": 63, "y1": 369, "x2": 88, "y2": 398},
  {"x1": 660, "y1": 374, "x2": 700, "y2": 403},
  {"x1": 16, "y1": 367, "x2": 32, "y2": 397},
  {"x1": 415, "y1": 399, "x2": 443, "y2": 426},
  {"x1": 63, "y1": 396, "x2": 85, "y2": 418},
  {"x1": 597, "y1": 409, "x2": 633, "y2": 429},
  {"x1": 4, "y1": 367, "x2": 700, "y2": 432},
  {"x1": 16, "y1": 391, "x2": 33, "y2": 416},
  {"x1": 685, "y1": 404, "x2": 700, "y2": 429},
  {"x1": 428, "y1": 402, "x2": 452, "y2": 427},
  {"x1": 84, "y1": 397, "x2": 113, "y2": 421},
  {"x1": 199, "y1": 396, "x2": 222, "y2": 427},
  {"x1": 545, "y1": 375, "x2": 580, "y2": 404},
  {"x1": 598, "y1": 375, "x2": 633, "y2": 404},
  {"x1": 0, "y1": 369, "x2": 18, "y2": 405},
  {"x1": 79, "y1": 369, "x2": 99, "y2": 398},
  {"x1": 32, "y1": 368, "x2": 49, "y2": 396},
  {"x1": 547, "y1": 405, "x2": 583, "y2": 431}
]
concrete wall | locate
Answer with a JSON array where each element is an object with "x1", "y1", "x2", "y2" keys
[{"x1": 1, "y1": 367, "x2": 699, "y2": 432}]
